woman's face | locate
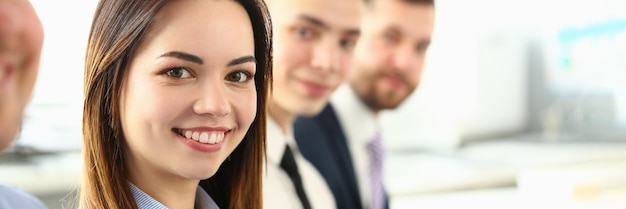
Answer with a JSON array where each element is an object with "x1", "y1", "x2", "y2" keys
[{"x1": 120, "y1": 0, "x2": 257, "y2": 182}]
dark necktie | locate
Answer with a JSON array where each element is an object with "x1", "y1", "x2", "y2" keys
[{"x1": 280, "y1": 145, "x2": 313, "y2": 209}]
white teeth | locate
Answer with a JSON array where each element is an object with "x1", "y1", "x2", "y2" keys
[
  {"x1": 192, "y1": 132, "x2": 200, "y2": 141},
  {"x1": 208, "y1": 133, "x2": 217, "y2": 144},
  {"x1": 179, "y1": 129, "x2": 226, "y2": 144},
  {"x1": 217, "y1": 132, "x2": 224, "y2": 143},
  {"x1": 199, "y1": 132, "x2": 209, "y2": 143}
]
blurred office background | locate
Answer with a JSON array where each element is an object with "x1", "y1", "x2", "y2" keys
[
  {"x1": 380, "y1": 0, "x2": 626, "y2": 208},
  {"x1": 1, "y1": 0, "x2": 625, "y2": 209}
]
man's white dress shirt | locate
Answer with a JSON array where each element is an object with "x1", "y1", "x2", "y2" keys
[{"x1": 263, "y1": 117, "x2": 336, "y2": 209}]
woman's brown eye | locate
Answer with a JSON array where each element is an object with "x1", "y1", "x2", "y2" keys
[
  {"x1": 226, "y1": 71, "x2": 250, "y2": 82},
  {"x1": 166, "y1": 68, "x2": 191, "y2": 78}
]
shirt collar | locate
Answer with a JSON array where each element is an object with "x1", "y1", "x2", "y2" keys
[
  {"x1": 331, "y1": 84, "x2": 379, "y2": 145},
  {"x1": 194, "y1": 186, "x2": 220, "y2": 209},
  {"x1": 266, "y1": 117, "x2": 289, "y2": 165},
  {"x1": 130, "y1": 182, "x2": 220, "y2": 209}
]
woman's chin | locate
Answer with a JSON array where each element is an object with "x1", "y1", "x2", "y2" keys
[{"x1": 186, "y1": 169, "x2": 220, "y2": 180}]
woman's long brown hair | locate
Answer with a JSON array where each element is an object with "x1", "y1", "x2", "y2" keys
[{"x1": 79, "y1": 0, "x2": 272, "y2": 208}]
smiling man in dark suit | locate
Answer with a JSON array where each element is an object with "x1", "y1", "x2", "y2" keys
[
  {"x1": 262, "y1": 0, "x2": 362, "y2": 208},
  {"x1": 294, "y1": 0, "x2": 435, "y2": 208}
]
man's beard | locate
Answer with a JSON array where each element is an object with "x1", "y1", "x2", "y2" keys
[
  {"x1": 361, "y1": 89, "x2": 404, "y2": 112},
  {"x1": 360, "y1": 74, "x2": 416, "y2": 112}
]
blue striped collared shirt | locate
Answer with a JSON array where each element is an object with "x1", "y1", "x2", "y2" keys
[{"x1": 130, "y1": 183, "x2": 220, "y2": 209}]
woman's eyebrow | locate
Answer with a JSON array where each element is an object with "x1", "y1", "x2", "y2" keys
[
  {"x1": 227, "y1": 55, "x2": 256, "y2": 67},
  {"x1": 157, "y1": 51, "x2": 204, "y2": 64}
]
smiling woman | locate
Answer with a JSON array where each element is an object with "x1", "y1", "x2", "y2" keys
[{"x1": 79, "y1": 0, "x2": 272, "y2": 209}]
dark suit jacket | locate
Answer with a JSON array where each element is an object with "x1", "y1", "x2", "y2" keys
[{"x1": 294, "y1": 104, "x2": 389, "y2": 209}]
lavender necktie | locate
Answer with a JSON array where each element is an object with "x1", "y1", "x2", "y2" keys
[{"x1": 367, "y1": 132, "x2": 384, "y2": 209}]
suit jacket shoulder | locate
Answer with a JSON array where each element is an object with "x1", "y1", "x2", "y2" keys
[{"x1": 294, "y1": 104, "x2": 363, "y2": 209}]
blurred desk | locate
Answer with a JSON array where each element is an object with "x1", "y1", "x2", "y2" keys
[
  {"x1": 392, "y1": 187, "x2": 626, "y2": 209},
  {"x1": 386, "y1": 136, "x2": 626, "y2": 208}
]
